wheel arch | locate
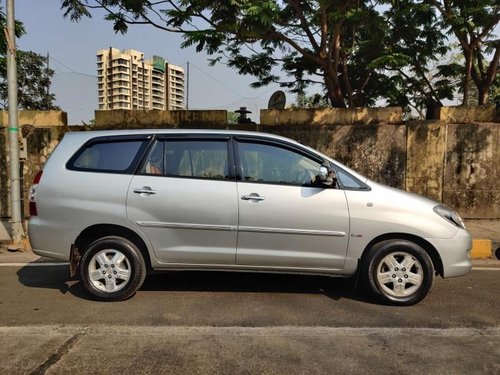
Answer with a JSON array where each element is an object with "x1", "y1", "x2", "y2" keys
[
  {"x1": 359, "y1": 233, "x2": 444, "y2": 277},
  {"x1": 73, "y1": 224, "x2": 153, "y2": 272}
]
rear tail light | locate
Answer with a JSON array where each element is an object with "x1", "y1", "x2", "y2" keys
[{"x1": 29, "y1": 171, "x2": 43, "y2": 216}]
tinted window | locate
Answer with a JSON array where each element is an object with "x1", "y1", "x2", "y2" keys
[
  {"x1": 71, "y1": 140, "x2": 145, "y2": 172},
  {"x1": 238, "y1": 142, "x2": 321, "y2": 186},
  {"x1": 140, "y1": 140, "x2": 230, "y2": 180}
]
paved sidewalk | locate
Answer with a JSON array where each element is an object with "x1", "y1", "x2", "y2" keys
[
  {"x1": 465, "y1": 220, "x2": 500, "y2": 242},
  {"x1": 465, "y1": 219, "x2": 500, "y2": 259}
]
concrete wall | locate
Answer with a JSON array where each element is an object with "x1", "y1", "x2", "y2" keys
[
  {"x1": 261, "y1": 107, "x2": 403, "y2": 125},
  {"x1": 443, "y1": 123, "x2": 500, "y2": 218},
  {"x1": 0, "y1": 110, "x2": 67, "y2": 128},
  {"x1": 94, "y1": 110, "x2": 227, "y2": 129},
  {"x1": 266, "y1": 121, "x2": 499, "y2": 218},
  {"x1": 438, "y1": 105, "x2": 496, "y2": 123},
  {"x1": 0, "y1": 111, "x2": 68, "y2": 218},
  {"x1": 1, "y1": 108, "x2": 499, "y2": 219},
  {"x1": 260, "y1": 124, "x2": 407, "y2": 189}
]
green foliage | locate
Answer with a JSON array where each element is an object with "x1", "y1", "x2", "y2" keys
[
  {"x1": 0, "y1": 8, "x2": 25, "y2": 52},
  {"x1": 60, "y1": 0, "x2": 499, "y2": 113},
  {"x1": 291, "y1": 93, "x2": 329, "y2": 109},
  {"x1": 0, "y1": 9, "x2": 58, "y2": 110},
  {"x1": 425, "y1": 0, "x2": 500, "y2": 105},
  {"x1": 226, "y1": 111, "x2": 239, "y2": 124}
]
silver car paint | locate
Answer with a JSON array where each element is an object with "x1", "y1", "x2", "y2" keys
[
  {"x1": 236, "y1": 182, "x2": 349, "y2": 269},
  {"x1": 29, "y1": 129, "x2": 472, "y2": 278},
  {"x1": 127, "y1": 174, "x2": 238, "y2": 265}
]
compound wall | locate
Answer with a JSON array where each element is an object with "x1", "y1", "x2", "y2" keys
[{"x1": 1, "y1": 108, "x2": 498, "y2": 219}]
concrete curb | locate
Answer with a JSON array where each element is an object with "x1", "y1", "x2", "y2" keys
[{"x1": 471, "y1": 239, "x2": 499, "y2": 259}]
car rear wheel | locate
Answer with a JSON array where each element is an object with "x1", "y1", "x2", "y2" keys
[
  {"x1": 80, "y1": 236, "x2": 146, "y2": 301},
  {"x1": 362, "y1": 240, "x2": 434, "y2": 306}
]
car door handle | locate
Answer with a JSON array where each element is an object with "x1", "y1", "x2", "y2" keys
[
  {"x1": 241, "y1": 194, "x2": 265, "y2": 201},
  {"x1": 133, "y1": 187, "x2": 157, "y2": 195}
]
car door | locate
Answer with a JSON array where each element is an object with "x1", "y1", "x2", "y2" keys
[
  {"x1": 126, "y1": 136, "x2": 238, "y2": 265},
  {"x1": 235, "y1": 137, "x2": 350, "y2": 270}
]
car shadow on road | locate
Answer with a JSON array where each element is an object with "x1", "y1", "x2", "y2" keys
[
  {"x1": 16, "y1": 265, "x2": 379, "y2": 304},
  {"x1": 143, "y1": 271, "x2": 371, "y2": 301},
  {"x1": 16, "y1": 265, "x2": 89, "y2": 299}
]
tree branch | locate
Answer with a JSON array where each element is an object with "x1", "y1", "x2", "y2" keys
[{"x1": 288, "y1": 0, "x2": 320, "y2": 52}]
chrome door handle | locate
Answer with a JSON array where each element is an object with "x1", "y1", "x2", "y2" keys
[
  {"x1": 241, "y1": 194, "x2": 265, "y2": 201},
  {"x1": 133, "y1": 187, "x2": 157, "y2": 195}
]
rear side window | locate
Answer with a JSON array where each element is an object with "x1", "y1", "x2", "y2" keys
[
  {"x1": 68, "y1": 139, "x2": 147, "y2": 173},
  {"x1": 139, "y1": 139, "x2": 230, "y2": 180}
]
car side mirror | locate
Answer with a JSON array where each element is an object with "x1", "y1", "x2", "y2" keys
[{"x1": 316, "y1": 165, "x2": 336, "y2": 187}]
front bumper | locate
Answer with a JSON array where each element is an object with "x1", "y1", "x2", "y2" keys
[{"x1": 426, "y1": 228, "x2": 472, "y2": 278}]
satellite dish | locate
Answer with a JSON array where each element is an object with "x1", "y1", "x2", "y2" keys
[{"x1": 268, "y1": 90, "x2": 286, "y2": 109}]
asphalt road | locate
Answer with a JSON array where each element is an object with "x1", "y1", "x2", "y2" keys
[{"x1": 0, "y1": 263, "x2": 499, "y2": 374}]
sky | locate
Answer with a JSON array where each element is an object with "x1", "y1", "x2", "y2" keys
[{"x1": 14, "y1": 1, "x2": 286, "y2": 124}]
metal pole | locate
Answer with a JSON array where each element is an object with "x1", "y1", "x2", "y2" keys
[
  {"x1": 5, "y1": 0, "x2": 24, "y2": 247},
  {"x1": 186, "y1": 61, "x2": 189, "y2": 110},
  {"x1": 46, "y1": 52, "x2": 49, "y2": 98}
]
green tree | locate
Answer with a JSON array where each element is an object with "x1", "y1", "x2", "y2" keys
[
  {"x1": 227, "y1": 111, "x2": 239, "y2": 124},
  {"x1": 0, "y1": 9, "x2": 58, "y2": 110},
  {"x1": 372, "y1": 1, "x2": 458, "y2": 118},
  {"x1": 61, "y1": 0, "x2": 394, "y2": 108},
  {"x1": 426, "y1": 0, "x2": 499, "y2": 105},
  {"x1": 291, "y1": 93, "x2": 329, "y2": 109},
  {"x1": 61, "y1": 0, "x2": 498, "y2": 111}
]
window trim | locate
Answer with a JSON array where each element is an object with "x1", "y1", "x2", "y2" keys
[
  {"x1": 66, "y1": 135, "x2": 153, "y2": 174},
  {"x1": 331, "y1": 164, "x2": 371, "y2": 191}
]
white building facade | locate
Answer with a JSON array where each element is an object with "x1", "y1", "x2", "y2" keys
[{"x1": 97, "y1": 48, "x2": 185, "y2": 111}]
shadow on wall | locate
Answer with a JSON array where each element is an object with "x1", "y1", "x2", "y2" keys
[
  {"x1": 262, "y1": 124, "x2": 407, "y2": 189},
  {"x1": 450, "y1": 124, "x2": 492, "y2": 187}
]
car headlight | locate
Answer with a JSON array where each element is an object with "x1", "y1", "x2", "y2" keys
[{"x1": 433, "y1": 205, "x2": 465, "y2": 229}]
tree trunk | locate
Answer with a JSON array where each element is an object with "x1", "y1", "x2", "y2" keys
[
  {"x1": 463, "y1": 50, "x2": 473, "y2": 106},
  {"x1": 324, "y1": 71, "x2": 345, "y2": 108},
  {"x1": 478, "y1": 85, "x2": 489, "y2": 105}
]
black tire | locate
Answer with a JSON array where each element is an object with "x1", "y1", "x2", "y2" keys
[
  {"x1": 360, "y1": 239, "x2": 434, "y2": 306},
  {"x1": 79, "y1": 236, "x2": 147, "y2": 301}
]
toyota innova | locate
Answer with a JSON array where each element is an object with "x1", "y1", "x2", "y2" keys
[{"x1": 28, "y1": 130, "x2": 472, "y2": 305}]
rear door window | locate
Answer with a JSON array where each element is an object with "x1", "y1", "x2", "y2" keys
[{"x1": 139, "y1": 139, "x2": 231, "y2": 180}]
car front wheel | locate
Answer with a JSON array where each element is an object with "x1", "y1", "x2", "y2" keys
[
  {"x1": 79, "y1": 236, "x2": 146, "y2": 301},
  {"x1": 362, "y1": 239, "x2": 434, "y2": 306}
]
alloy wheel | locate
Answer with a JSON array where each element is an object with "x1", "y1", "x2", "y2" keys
[
  {"x1": 376, "y1": 251, "x2": 424, "y2": 298},
  {"x1": 88, "y1": 249, "x2": 132, "y2": 293}
]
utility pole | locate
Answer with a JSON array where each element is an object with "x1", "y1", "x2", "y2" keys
[
  {"x1": 186, "y1": 61, "x2": 189, "y2": 110},
  {"x1": 5, "y1": 0, "x2": 24, "y2": 248},
  {"x1": 46, "y1": 52, "x2": 50, "y2": 98}
]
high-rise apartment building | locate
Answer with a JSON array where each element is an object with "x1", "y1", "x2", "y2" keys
[{"x1": 97, "y1": 48, "x2": 185, "y2": 111}]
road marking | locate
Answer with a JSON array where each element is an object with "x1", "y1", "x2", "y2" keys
[
  {"x1": 1, "y1": 325, "x2": 500, "y2": 337},
  {"x1": 0, "y1": 262, "x2": 69, "y2": 267}
]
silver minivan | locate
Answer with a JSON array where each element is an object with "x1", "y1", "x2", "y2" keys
[{"x1": 28, "y1": 130, "x2": 471, "y2": 305}]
